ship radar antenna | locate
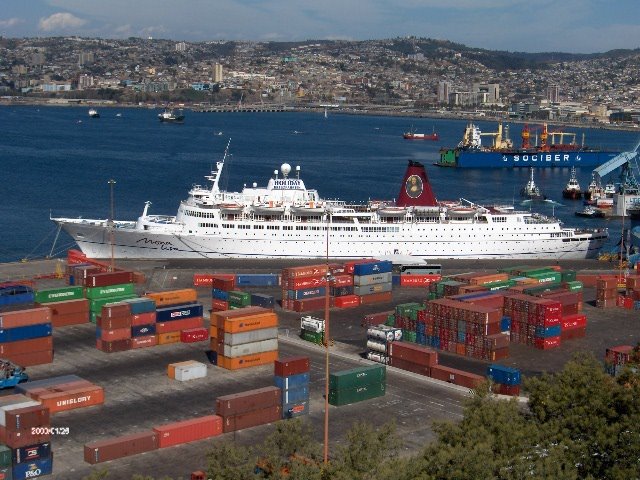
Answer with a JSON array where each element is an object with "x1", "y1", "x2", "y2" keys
[
  {"x1": 296, "y1": 165, "x2": 300, "y2": 179},
  {"x1": 281, "y1": 163, "x2": 291, "y2": 178}
]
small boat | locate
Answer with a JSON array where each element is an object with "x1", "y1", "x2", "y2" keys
[
  {"x1": 403, "y1": 126, "x2": 438, "y2": 141},
  {"x1": 88, "y1": 108, "x2": 99, "y2": 118},
  {"x1": 158, "y1": 107, "x2": 185, "y2": 123},
  {"x1": 116, "y1": 113, "x2": 122, "y2": 117},
  {"x1": 575, "y1": 205, "x2": 605, "y2": 218},
  {"x1": 378, "y1": 206, "x2": 408, "y2": 217},
  {"x1": 290, "y1": 202, "x2": 324, "y2": 216},
  {"x1": 217, "y1": 203, "x2": 244, "y2": 214},
  {"x1": 520, "y1": 168, "x2": 545, "y2": 200},
  {"x1": 562, "y1": 167, "x2": 582, "y2": 200},
  {"x1": 627, "y1": 203, "x2": 640, "y2": 220},
  {"x1": 252, "y1": 202, "x2": 286, "y2": 215}
]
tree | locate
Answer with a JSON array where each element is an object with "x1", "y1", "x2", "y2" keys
[{"x1": 206, "y1": 439, "x2": 256, "y2": 480}]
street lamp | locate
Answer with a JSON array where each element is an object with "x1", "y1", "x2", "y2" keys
[{"x1": 108, "y1": 179, "x2": 116, "y2": 272}]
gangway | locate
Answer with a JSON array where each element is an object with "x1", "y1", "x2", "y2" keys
[{"x1": 593, "y1": 139, "x2": 640, "y2": 185}]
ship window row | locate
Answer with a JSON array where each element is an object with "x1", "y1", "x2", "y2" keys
[
  {"x1": 493, "y1": 217, "x2": 507, "y2": 223},
  {"x1": 198, "y1": 223, "x2": 218, "y2": 228},
  {"x1": 188, "y1": 210, "x2": 217, "y2": 218},
  {"x1": 238, "y1": 225, "x2": 251, "y2": 229},
  {"x1": 222, "y1": 223, "x2": 234, "y2": 228},
  {"x1": 361, "y1": 227, "x2": 400, "y2": 233}
]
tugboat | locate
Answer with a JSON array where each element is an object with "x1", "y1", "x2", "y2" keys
[
  {"x1": 575, "y1": 205, "x2": 606, "y2": 218},
  {"x1": 88, "y1": 108, "x2": 100, "y2": 118},
  {"x1": 158, "y1": 107, "x2": 185, "y2": 123},
  {"x1": 562, "y1": 167, "x2": 582, "y2": 200},
  {"x1": 520, "y1": 167, "x2": 545, "y2": 200}
]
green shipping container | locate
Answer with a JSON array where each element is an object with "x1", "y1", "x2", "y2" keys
[
  {"x1": 328, "y1": 382, "x2": 386, "y2": 406},
  {"x1": 35, "y1": 285, "x2": 85, "y2": 304},
  {"x1": 497, "y1": 265, "x2": 532, "y2": 274},
  {"x1": 564, "y1": 281, "x2": 583, "y2": 292},
  {"x1": 301, "y1": 329, "x2": 324, "y2": 345},
  {"x1": 527, "y1": 271, "x2": 561, "y2": 285},
  {"x1": 89, "y1": 294, "x2": 137, "y2": 313},
  {"x1": 86, "y1": 283, "x2": 136, "y2": 300},
  {"x1": 329, "y1": 364, "x2": 386, "y2": 390},
  {"x1": 523, "y1": 284, "x2": 563, "y2": 296},
  {"x1": 0, "y1": 445, "x2": 11, "y2": 468},
  {"x1": 520, "y1": 267, "x2": 556, "y2": 278},
  {"x1": 395, "y1": 302, "x2": 422, "y2": 317},
  {"x1": 228, "y1": 290, "x2": 251, "y2": 307},
  {"x1": 561, "y1": 270, "x2": 577, "y2": 282},
  {"x1": 385, "y1": 314, "x2": 396, "y2": 326},
  {"x1": 484, "y1": 279, "x2": 516, "y2": 291}
]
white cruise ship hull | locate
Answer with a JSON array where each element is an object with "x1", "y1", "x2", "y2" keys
[{"x1": 55, "y1": 219, "x2": 606, "y2": 260}]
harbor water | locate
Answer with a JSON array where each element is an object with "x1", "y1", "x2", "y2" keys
[{"x1": 1, "y1": 105, "x2": 639, "y2": 263}]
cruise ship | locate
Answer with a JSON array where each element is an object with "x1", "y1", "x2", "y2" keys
[{"x1": 52, "y1": 145, "x2": 608, "y2": 260}]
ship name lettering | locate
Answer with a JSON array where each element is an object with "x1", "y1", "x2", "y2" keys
[{"x1": 136, "y1": 238, "x2": 179, "y2": 251}]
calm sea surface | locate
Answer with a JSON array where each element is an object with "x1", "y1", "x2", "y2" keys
[{"x1": 1, "y1": 105, "x2": 639, "y2": 263}]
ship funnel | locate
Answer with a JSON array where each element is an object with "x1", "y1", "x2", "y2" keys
[{"x1": 396, "y1": 160, "x2": 437, "y2": 207}]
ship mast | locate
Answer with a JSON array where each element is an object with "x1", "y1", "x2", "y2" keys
[{"x1": 207, "y1": 138, "x2": 231, "y2": 194}]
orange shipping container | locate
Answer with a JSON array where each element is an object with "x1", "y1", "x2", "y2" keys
[
  {"x1": 38, "y1": 298, "x2": 89, "y2": 316},
  {"x1": 36, "y1": 385, "x2": 104, "y2": 414},
  {"x1": 156, "y1": 331, "x2": 181, "y2": 345},
  {"x1": 154, "y1": 415, "x2": 223, "y2": 448},
  {"x1": 51, "y1": 311, "x2": 89, "y2": 327},
  {"x1": 131, "y1": 335, "x2": 157, "y2": 349},
  {"x1": 145, "y1": 289, "x2": 198, "y2": 307},
  {"x1": 0, "y1": 306, "x2": 51, "y2": 329},
  {"x1": 0, "y1": 336, "x2": 53, "y2": 356},
  {"x1": 98, "y1": 327, "x2": 131, "y2": 342},
  {"x1": 213, "y1": 312, "x2": 278, "y2": 334},
  {"x1": 131, "y1": 312, "x2": 156, "y2": 326},
  {"x1": 167, "y1": 361, "x2": 193, "y2": 379},
  {"x1": 359, "y1": 291, "x2": 393, "y2": 305},
  {"x1": 4, "y1": 349, "x2": 53, "y2": 367},
  {"x1": 217, "y1": 350, "x2": 278, "y2": 370}
]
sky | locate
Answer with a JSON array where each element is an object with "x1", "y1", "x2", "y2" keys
[{"x1": 1, "y1": 0, "x2": 639, "y2": 54}]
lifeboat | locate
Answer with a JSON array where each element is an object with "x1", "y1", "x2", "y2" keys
[
  {"x1": 447, "y1": 206, "x2": 476, "y2": 216},
  {"x1": 218, "y1": 203, "x2": 244, "y2": 214},
  {"x1": 378, "y1": 206, "x2": 408, "y2": 217},
  {"x1": 290, "y1": 202, "x2": 325, "y2": 216},
  {"x1": 252, "y1": 201, "x2": 285, "y2": 215}
]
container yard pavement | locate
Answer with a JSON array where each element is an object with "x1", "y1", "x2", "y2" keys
[{"x1": 0, "y1": 258, "x2": 636, "y2": 479}]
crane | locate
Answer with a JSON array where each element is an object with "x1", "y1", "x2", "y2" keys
[{"x1": 592, "y1": 138, "x2": 640, "y2": 191}]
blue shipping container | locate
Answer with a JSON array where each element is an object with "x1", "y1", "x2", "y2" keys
[
  {"x1": 124, "y1": 297, "x2": 156, "y2": 314},
  {"x1": 131, "y1": 324, "x2": 156, "y2": 337},
  {"x1": 155, "y1": 303, "x2": 203, "y2": 322},
  {"x1": 212, "y1": 288, "x2": 229, "y2": 301},
  {"x1": 274, "y1": 372, "x2": 311, "y2": 391},
  {"x1": 12, "y1": 455, "x2": 53, "y2": 479},
  {"x1": 0, "y1": 323, "x2": 51, "y2": 343},
  {"x1": 0, "y1": 292, "x2": 35, "y2": 307},
  {"x1": 235, "y1": 274, "x2": 280, "y2": 286},
  {"x1": 287, "y1": 287, "x2": 326, "y2": 300},
  {"x1": 282, "y1": 386, "x2": 310, "y2": 405},
  {"x1": 534, "y1": 325, "x2": 562, "y2": 338},
  {"x1": 392, "y1": 274, "x2": 401, "y2": 286},
  {"x1": 487, "y1": 364, "x2": 521, "y2": 386},
  {"x1": 353, "y1": 261, "x2": 393, "y2": 276},
  {"x1": 250, "y1": 293, "x2": 275, "y2": 308},
  {"x1": 282, "y1": 400, "x2": 309, "y2": 419},
  {"x1": 13, "y1": 442, "x2": 52, "y2": 464},
  {"x1": 500, "y1": 316, "x2": 512, "y2": 332}
]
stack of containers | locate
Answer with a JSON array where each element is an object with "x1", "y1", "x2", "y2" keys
[
  {"x1": 328, "y1": 364, "x2": 386, "y2": 406},
  {"x1": 0, "y1": 396, "x2": 53, "y2": 478},
  {"x1": 210, "y1": 307, "x2": 278, "y2": 370},
  {"x1": 35, "y1": 286, "x2": 89, "y2": 327},
  {"x1": 392, "y1": 303, "x2": 424, "y2": 343},
  {"x1": 66, "y1": 263, "x2": 101, "y2": 287},
  {"x1": 625, "y1": 276, "x2": 640, "y2": 310},
  {"x1": 353, "y1": 260, "x2": 393, "y2": 306},
  {"x1": 421, "y1": 298, "x2": 508, "y2": 361},
  {"x1": 227, "y1": 291, "x2": 252, "y2": 309},
  {"x1": 167, "y1": 361, "x2": 207, "y2": 381},
  {"x1": 427, "y1": 279, "x2": 467, "y2": 300},
  {"x1": 596, "y1": 276, "x2": 619, "y2": 308},
  {"x1": 216, "y1": 386, "x2": 282, "y2": 433},
  {"x1": 503, "y1": 294, "x2": 563, "y2": 350},
  {"x1": 487, "y1": 364, "x2": 521, "y2": 396},
  {"x1": 84, "y1": 431, "x2": 157, "y2": 464},
  {"x1": 124, "y1": 297, "x2": 157, "y2": 349},
  {"x1": 86, "y1": 279, "x2": 137, "y2": 324},
  {"x1": 210, "y1": 275, "x2": 236, "y2": 312},
  {"x1": 365, "y1": 324, "x2": 402, "y2": 365},
  {"x1": 145, "y1": 289, "x2": 204, "y2": 346},
  {"x1": 361, "y1": 310, "x2": 395, "y2": 328},
  {"x1": 96, "y1": 301, "x2": 132, "y2": 353},
  {"x1": 16, "y1": 375, "x2": 104, "y2": 414},
  {"x1": 388, "y1": 341, "x2": 438, "y2": 377},
  {"x1": 153, "y1": 415, "x2": 222, "y2": 448},
  {"x1": 274, "y1": 356, "x2": 310, "y2": 419},
  {"x1": 300, "y1": 316, "x2": 325, "y2": 345},
  {"x1": 281, "y1": 264, "x2": 329, "y2": 313},
  {"x1": 0, "y1": 284, "x2": 34, "y2": 307},
  {"x1": 604, "y1": 345, "x2": 636, "y2": 376},
  {"x1": 0, "y1": 306, "x2": 53, "y2": 366}
]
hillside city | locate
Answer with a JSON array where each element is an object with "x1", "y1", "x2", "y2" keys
[{"x1": 1, "y1": 36, "x2": 639, "y2": 125}]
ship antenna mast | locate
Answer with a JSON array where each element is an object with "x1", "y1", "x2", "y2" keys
[{"x1": 208, "y1": 138, "x2": 231, "y2": 194}]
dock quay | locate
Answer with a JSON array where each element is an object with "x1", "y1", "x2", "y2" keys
[{"x1": 192, "y1": 104, "x2": 290, "y2": 113}]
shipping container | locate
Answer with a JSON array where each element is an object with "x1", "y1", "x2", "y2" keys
[
  {"x1": 353, "y1": 272, "x2": 393, "y2": 286},
  {"x1": 389, "y1": 357, "x2": 431, "y2": 376},
  {"x1": 144, "y1": 289, "x2": 198, "y2": 307},
  {"x1": 281, "y1": 265, "x2": 328, "y2": 279},
  {"x1": 353, "y1": 283, "x2": 392, "y2": 296},
  {"x1": 222, "y1": 327, "x2": 278, "y2": 346},
  {"x1": 155, "y1": 303, "x2": 204, "y2": 322},
  {"x1": 221, "y1": 405, "x2": 282, "y2": 433},
  {"x1": 84, "y1": 431, "x2": 158, "y2": 464},
  {"x1": 131, "y1": 335, "x2": 157, "y2": 349},
  {"x1": 12, "y1": 442, "x2": 51, "y2": 465},
  {"x1": 0, "y1": 399, "x2": 41, "y2": 427},
  {"x1": 155, "y1": 317, "x2": 203, "y2": 334},
  {"x1": 131, "y1": 324, "x2": 156, "y2": 337},
  {"x1": 11, "y1": 454, "x2": 53, "y2": 479},
  {"x1": 0, "y1": 425, "x2": 50, "y2": 449},
  {"x1": 250, "y1": 293, "x2": 275, "y2": 309},
  {"x1": 35, "y1": 385, "x2": 104, "y2": 414},
  {"x1": 334, "y1": 295, "x2": 360, "y2": 308},
  {"x1": 273, "y1": 372, "x2": 311, "y2": 391},
  {"x1": 96, "y1": 338, "x2": 131, "y2": 353},
  {"x1": 0, "y1": 444, "x2": 9, "y2": 468},
  {"x1": 274, "y1": 356, "x2": 310, "y2": 377},
  {"x1": 359, "y1": 291, "x2": 393, "y2": 305},
  {"x1": 0, "y1": 336, "x2": 52, "y2": 357},
  {"x1": 217, "y1": 350, "x2": 279, "y2": 370},
  {"x1": 281, "y1": 386, "x2": 310, "y2": 405},
  {"x1": 353, "y1": 261, "x2": 393, "y2": 276},
  {"x1": 388, "y1": 342, "x2": 438, "y2": 367},
  {"x1": 86, "y1": 283, "x2": 136, "y2": 300},
  {"x1": 236, "y1": 274, "x2": 280, "y2": 287},
  {"x1": 156, "y1": 331, "x2": 181, "y2": 345},
  {"x1": 223, "y1": 339, "x2": 278, "y2": 358},
  {"x1": 96, "y1": 327, "x2": 131, "y2": 342},
  {"x1": 2, "y1": 350, "x2": 53, "y2": 368},
  {"x1": 212, "y1": 309, "x2": 278, "y2": 334},
  {"x1": 0, "y1": 307, "x2": 51, "y2": 329},
  {"x1": 430, "y1": 365, "x2": 484, "y2": 389},
  {"x1": 329, "y1": 364, "x2": 386, "y2": 390},
  {"x1": 130, "y1": 311, "x2": 156, "y2": 326},
  {"x1": 34, "y1": 286, "x2": 84, "y2": 304},
  {"x1": 487, "y1": 364, "x2": 521, "y2": 386},
  {"x1": 154, "y1": 415, "x2": 222, "y2": 448},
  {"x1": 328, "y1": 383, "x2": 386, "y2": 406},
  {"x1": 86, "y1": 271, "x2": 134, "y2": 288},
  {"x1": 216, "y1": 386, "x2": 282, "y2": 416},
  {"x1": 4, "y1": 404, "x2": 50, "y2": 431},
  {"x1": 180, "y1": 327, "x2": 209, "y2": 343},
  {"x1": 282, "y1": 400, "x2": 309, "y2": 419},
  {"x1": 123, "y1": 297, "x2": 156, "y2": 314}
]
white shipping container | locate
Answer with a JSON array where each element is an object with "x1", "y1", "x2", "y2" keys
[
  {"x1": 224, "y1": 338, "x2": 278, "y2": 358},
  {"x1": 0, "y1": 399, "x2": 41, "y2": 426},
  {"x1": 223, "y1": 327, "x2": 278, "y2": 346},
  {"x1": 174, "y1": 361, "x2": 207, "y2": 382}
]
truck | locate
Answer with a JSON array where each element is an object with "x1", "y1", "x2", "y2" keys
[{"x1": 0, "y1": 359, "x2": 29, "y2": 389}]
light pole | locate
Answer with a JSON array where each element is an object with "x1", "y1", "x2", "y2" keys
[
  {"x1": 323, "y1": 213, "x2": 331, "y2": 465},
  {"x1": 108, "y1": 179, "x2": 116, "y2": 272}
]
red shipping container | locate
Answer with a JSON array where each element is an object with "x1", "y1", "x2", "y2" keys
[
  {"x1": 561, "y1": 314, "x2": 587, "y2": 331},
  {"x1": 153, "y1": 415, "x2": 223, "y2": 448},
  {"x1": 51, "y1": 311, "x2": 89, "y2": 327},
  {"x1": 489, "y1": 347, "x2": 510, "y2": 361},
  {"x1": 332, "y1": 275, "x2": 354, "y2": 287},
  {"x1": 283, "y1": 275, "x2": 326, "y2": 290},
  {"x1": 131, "y1": 312, "x2": 156, "y2": 326},
  {"x1": 0, "y1": 306, "x2": 51, "y2": 329},
  {"x1": 98, "y1": 327, "x2": 131, "y2": 342},
  {"x1": 181, "y1": 327, "x2": 209, "y2": 343},
  {"x1": 334, "y1": 295, "x2": 360, "y2": 308},
  {"x1": 0, "y1": 336, "x2": 53, "y2": 356},
  {"x1": 37, "y1": 385, "x2": 104, "y2": 414},
  {"x1": 131, "y1": 335, "x2": 157, "y2": 349},
  {"x1": 0, "y1": 425, "x2": 51, "y2": 449},
  {"x1": 623, "y1": 296, "x2": 634, "y2": 309},
  {"x1": 359, "y1": 291, "x2": 393, "y2": 305},
  {"x1": 156, "y1": 317, "x2": 203, "y2": 334},
  {"x1": 222, "y1": 405, "x2": 282, "y2": 433},
  {"x1": 561, "y1": 327, "x2": 586, "y2": 341},
  {"x1": 100, "y1": 303, "x2": 131, "y2": 319},
  {"x1": 430, "y1": 365, "x2": 484, "y2": 389},
  {"x1": 4, "y1": 403, "x2": 50, "y2": 431},
  {"x1": 211, "y1": 275, "x2": 236, "y2": 291},
  {"x1": 281, "y1": 264, "x2": 328, "y2": 279},
  {"x1": 86, "y1": 271, "x2": 134, "y2": 288},
  {"x1": 343, "y1": 259, "x2": 379, "y2": 275},
  {"x1": 96, "y1": 338, "x2": 131, "y2": 353},
  {"x1": 4, "y1": 349, "x2": 53, "y2": 367},
  {"x1": 389, "y1": 357, "x2": 431, "y2": 376},
  {"x1": 274, "y1": 356, "x2": 310, "y2": 377},
  {"x1": 193, "y1": 274, "x2": 216, "y2": 287},
  {"x1": 388, "y1": 341, "x2": 438, "y2": 367},
  {"x1": 292, "y1": 297, "x2": 332, "y2": 313},
  {"x1": 97, "y1": 315, "x2": 131, "y2": 330},
  {"x1": 216, "y1": 386, "x2": 281, "y2": 416},
  {"x1": 84, "y1": 431, "x2": 158, "y2": 464},
  {"x1": 211, "y1": 299, "x2": 229, "y2": 311},
  {"x1": 362, "y1": 310, "x2": 395, "y2": 328},
  {"x1": 39, "y1": 298, "x2": 89, "y2": 316},
  {"x1": 399, "y1": 274, "x2": 442, "y2": 287},
  {"x1": 534, "y1": 336, "x2": 561, "y2": 350},
  {"x1": 492, "y1": 384, "x2": 521, "y2": 396}
]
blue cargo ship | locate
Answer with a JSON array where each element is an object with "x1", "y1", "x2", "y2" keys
[{"x1": 438, "y1": 122, "x2": 621, "y2": 168}]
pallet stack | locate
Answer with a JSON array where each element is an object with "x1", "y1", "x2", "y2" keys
[
  {"x1": 216, "y1": 386, "x2": 282, "y2": 433},
  {"x1": 328, "y1": 364, "x2": 386, "y2": 406},
  {"x1": 0, "y1": 306, "x2": 53, "y2": 366},
  {"x1": 0, "y1": 396, "x2": 53, "y2": 478},
  {"x1": 274, "y1": 356, "x2": 310, "y2": 419},
  {"x1": 210, "y1": 307, "x2": 278, "y2": 370}
]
